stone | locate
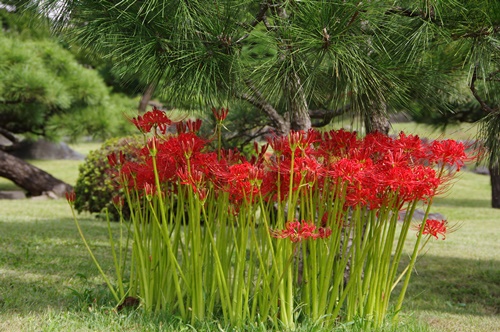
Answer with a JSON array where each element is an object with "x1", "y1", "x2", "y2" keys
[{"x1": 8, "y1": 139, "x2": 84, "y2": 160}]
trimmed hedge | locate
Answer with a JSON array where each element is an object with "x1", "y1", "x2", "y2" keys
[{"x1": 74, "y1": 136, "x2": 143, "y2": 220}]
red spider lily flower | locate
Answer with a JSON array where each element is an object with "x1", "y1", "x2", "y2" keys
[
  {"x1": 196, "y1": 187, "x2": 208, "y2": 202},
  {"x1": 251, "y1": 142, "x2": 270, "y2": 165},
  {"x1": 288, "y1": 129, "x2": 319, "y2": 154},
  {"x1": 130, "y1": 114, "x2": 153, "y2": 133},
  {"x1": 427, "y1": 139, "x2": 473, "y2": 171},
  {"x1": 268, "y1": 135, "x2": 292, "y2": 156},
  {"x1": 107, "y1": 151, "x2": 126, "y2": 167},
  {"x1": 144, "y1": 182, "x2": 155, "y2": 200},
  {"x1": 108, "y1": 153, "x2": 118, "y2": 167},
  {"x1": 176, "y1": 167, "x2": 206, "y2": 195},
  {"x1": 112, "y1": 195, "x2": 124, "y2": 207},
  {"x1": 274, "y1": 155, "x2": 324, "y2": 192},
  {"x1": 319, "y1": 129, "x2": 359, "y2": 160},
  {"x1": 212, "y1": 107, "x2": 229, "y2": 122},
  {"x1": 356, "y1": 131, "x2": 393, "y2": 161},
  {"x1": 131, "y1": 107, "x2": 172, "y2": 134},
  {"x1": 392, "y1": 132, "x2": 427, "y2": 163},
  {"x1": 220, "y1": 148, "x2": 246, "y2": 165},
  {"x1": 318, "y1": 227, "x2": 332, "y2": 239},
  {"x1": 415, "y1": 219, "x2": 448, "y2": 240},
  {"x1": 222, "y1": 162, "x2": 263, "y2": 204},
  {"x1": 271, "y1": 220, "x2": 329, "y2": 242},
  {"x1": 65, "y1": 191, "x2": 76, "y2": 203},
  {"x1": 186, "y1": 119, "x2": 202, "y2": 133}
]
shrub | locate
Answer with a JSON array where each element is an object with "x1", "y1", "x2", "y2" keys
[{"x1": 74, "y1": 136, "x2": 143, "y2": 220}]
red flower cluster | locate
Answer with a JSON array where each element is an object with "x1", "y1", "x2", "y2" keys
[
  {"x1": 418, "y1": 219, "x2": 448, "y2": 240},
  {"x1": 212, "y1": 107, "x2": 229, "y2": 122},
  {"x1": 130, "y1": 107, "x2": 172, "y2": 134},
  {"x1": 112, "y1": 109, "x2": 474, "y2": 234},
  {"x1": 271, "y1": 220, "x2": 332, "y2": 242}
]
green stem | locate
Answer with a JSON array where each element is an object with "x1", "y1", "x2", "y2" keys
[{"x1": 69, "y1": 204, "x2": 120, "y2": 303}]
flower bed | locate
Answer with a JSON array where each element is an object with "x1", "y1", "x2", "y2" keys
[{"x1": 67, "y1": 108, "x2": 475, "y2": 329}]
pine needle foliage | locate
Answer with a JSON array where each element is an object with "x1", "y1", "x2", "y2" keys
[{"x1": 32, "y1": 0, "x2": 500, "y2": 157}]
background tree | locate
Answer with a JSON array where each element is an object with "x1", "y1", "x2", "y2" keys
[{"x1": 0, "y1": 5, "x2": 137, "y2": 197}]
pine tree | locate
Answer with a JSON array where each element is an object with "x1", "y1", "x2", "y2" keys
[{"x1": 34, "y1": 0, "x2": 500, "y2": 206}]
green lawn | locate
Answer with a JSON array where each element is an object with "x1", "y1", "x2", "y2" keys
[{"x1": 0, "y1": 138, "x2": 499, "y2": 331}]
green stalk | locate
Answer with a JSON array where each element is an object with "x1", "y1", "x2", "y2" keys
[
  {"x1": 150, "y1": 151, "x2": 187, "y2": 319},
  {"x1": 392, "y1": 198, "x2": 434, "y2": 322},
  {"x1": 69, "y1": 204, "x2": 120, "y2": 303},
  {"x1": 393, "y1": 165, "x2": 445, "y2": 322}
]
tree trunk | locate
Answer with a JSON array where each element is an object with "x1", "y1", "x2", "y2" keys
[
  {"x1": 0, "y1": 150, "x2": 73, "y2": 197},
  {"x1": 288, "y1": 71, "x2": 312, "y2": 131},
  {"x1": 490, "y1": 163, "x2": 500, "y2": 208},
  {"x1": 364, "y1": 101, "x2": 390, "y2": 135},
  {"x1": 138, "y1": 83, "x2": 156, "y2": 114}
]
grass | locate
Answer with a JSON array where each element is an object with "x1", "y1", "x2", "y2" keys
[{"x1": 0, "y1": 138, "x2": 499, "y2": 331}]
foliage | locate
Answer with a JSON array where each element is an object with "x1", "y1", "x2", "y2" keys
[
  {"x1": 73, "y1": 136, "x2": 143, "y2": 220},
  {"x1": 28, "y1": 0, "x2": 420, "y2": 132},
  {"x1": 0, "y1": 8, "x2": 138, "y2": 143},
  {"x1": 68, "y1": 109, "x2": 475, "y2": 329}
]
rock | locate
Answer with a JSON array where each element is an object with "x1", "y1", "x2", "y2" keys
[
  {"x1": 0, "y1": 191, "x2": 26, "y2": 199},
  {"x1": 9, "y1": 139, "x2": 84, "y2": 160},
  {"x1": 473, "y1": 166, "x2": 490, "y2": 175},
  {"x1": 399, "y1": 209, "x2": 446, "y2": 221}
]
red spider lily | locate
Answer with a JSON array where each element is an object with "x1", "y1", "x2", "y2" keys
[
  {"x1": 155, "y1": 133, "x2": 206, "y2": 164},
  {"x1": 220, "y1": 148, "x2": 246, "y2": 165},
  {"x1": 373, "y1": 164, "x2": 440, "y2": 203},
  {"x1": 271, "y1": 220, "x2": 332, "y2": 242},
  {"x1": 319, "y1": 129, "x2": 359, "y2": 159},
  {"x1": 212, "y1": 107, "x2": 229, "y2": 122},
  {"x1": 222, "y1": 162, "x2": 263, "y2": 204},
  {"x1": 427, "y1": 139, "x2": 471, "y2": 171},
  {"x1": 272, "y1": 155, "x2": 324, "y2": 192},
  {"x1": 356, "y1": 131, "x2": 393, "y2": 161},
  {"x1": 318, "y1": 227, "x2": 333, "y2": 239},
  {"x1": 327, "y1": 158, "x2": 372, "y2": 185},
  {"x1": 186, "y1": 119, "x2": 202, "y2": 133},
  {"x1": 251, "y1": 142, "x2": 270, "y2": 165},
  {"x1": 288, "y1": 129, "x2": 319, "y2": 154},
  {"x1": 268, "y1": 135, "x2": 292, "y2": 156},
  {"x1": 391, "y1": 132, "x2": 427, "y2": 163},
  {"x1": 112, "y1": 195, "x2": 124, "y2": 207},
  {"x1": 416, "y1": 219, "x2": 448, "y2": 240},
  {"x1": 65, "y1": 191, "x2": 76, "y2": 203},
  {"x1": 131, "y1": 107, "x2": 172, "y2": 134},
  {"x1": 107, "y1": 151, "x2": 126, "y2": 167},
  {"x1": 175, "y1": 121, "x2": 188, "y2": 134},
  {"x1": 144, "y1": 182, "x2": 155, "y2": 200}
]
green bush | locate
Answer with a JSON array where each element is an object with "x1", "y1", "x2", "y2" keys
[{"x1": 74, "y1": 136, "x2": 143, "y2": 220}]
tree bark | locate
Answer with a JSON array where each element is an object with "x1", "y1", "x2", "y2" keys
[
  {"x1": 490, "y1": 163, "x2": 500, "y2": 208},
  {"x1": 288, "y1": 71, "x2": 311, "y2": 131},
  {"x1": 0, "y1": 150, "x2": 73, "y2": 197},
  {"x1": 364, "y1": 101, "x2": 390, "y2": 135},
  {"x1": 138, "y1": 83, "x2": 156, "y2": 114},
  {"x1": 238, "y1": 82, "x2": 291, "y2": 136}
]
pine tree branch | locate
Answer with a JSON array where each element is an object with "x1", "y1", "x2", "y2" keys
[
  {"x1": 236, "y1": 81, "x2": 290, "y2": 136},
  {"x1": 309, "y1": 105, "x2": 352, "y2": 128},
  {"x1": 470, "y1": 65, "x2": 498, "y2": 114},
  {"x1": 0, "y1": 127, "x2": 21, "y2": 151},
  {"x1": 452, "y1": 26, "x2": 500, "y2": 40},
  {"x1": 385, "y1": 6, "x2": 436, "y2": 22},
  {"x1": 235, "y1": 3, "x2": 269, "y2": 44}
]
